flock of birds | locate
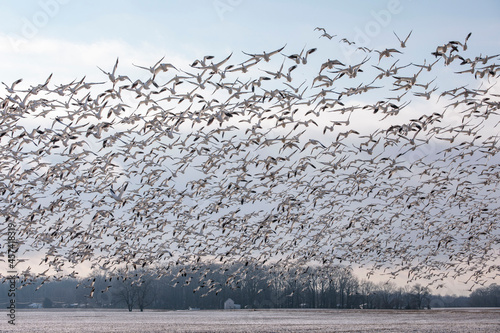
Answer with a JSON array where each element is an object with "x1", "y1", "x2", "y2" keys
[{"x1": 1, "y1": 28, "x2": 499, "y2": 294}]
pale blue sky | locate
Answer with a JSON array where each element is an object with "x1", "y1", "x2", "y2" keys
[
  {"x1": 1, "y1": 0, "x2": 499, "y2": 84},
  {"x1": 1, "y1": 1, "x2": 499, "y2": 296}
]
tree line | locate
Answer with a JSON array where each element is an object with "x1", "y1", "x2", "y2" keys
[{"x1": 1, "y1": 263, "x2": 498, "y2": 311}]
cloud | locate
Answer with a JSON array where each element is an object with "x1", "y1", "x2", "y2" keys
[{"x1": 0, "y1": 34, "x2": 193, "y2": 86}]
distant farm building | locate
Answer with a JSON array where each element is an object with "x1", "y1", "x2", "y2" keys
[
  {"x1": 28, "y1": 303, "x2": 42, "y2": 309},
  {"x1": 224, "y1": 298, "x2": 241, "y2": 309}
]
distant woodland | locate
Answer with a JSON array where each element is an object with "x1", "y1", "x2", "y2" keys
[{"x1": 1, "y1": 264, "x2": 499, "y2": 311}]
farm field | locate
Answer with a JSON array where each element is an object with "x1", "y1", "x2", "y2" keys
[{"x1": 2, "y1": 308, "x2": 499, "y2": 332}]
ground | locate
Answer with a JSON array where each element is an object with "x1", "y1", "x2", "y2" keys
[{"x1": 1, "y1": 308, "x2": 499, "y2": 332}]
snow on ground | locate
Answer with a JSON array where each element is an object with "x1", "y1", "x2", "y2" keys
[{"x1": 1, "y1": 308, "x2": 499, "y2": 332}]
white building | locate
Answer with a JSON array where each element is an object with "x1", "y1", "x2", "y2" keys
[
  {"x1": 28, "y1": 303, "x2": 42, "y2": 309},
  {"x1": 224, "y1": 298, "x2": 241, "y2": 309}
]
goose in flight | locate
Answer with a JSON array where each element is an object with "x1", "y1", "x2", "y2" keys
[
  {"x1": 375, "y1": 48, "x2": 402, "y2": 63},
  {"x1": 97, "y1": 58, "x2": 127, "y2": 85},
  {"x1": 2, "y1": 78, "x2": 23, "y2": 93},
  {"x1": 242, "y1": 45, "x2": 286, "y2": 62},
  {"x1": 314, "y1": 27, "x2": 336, "y2": 40},
  {"x1": 133, "y1": 56, "x2": 177, "y2": 79},
  {"x1": 284, "y1": 47, "x2": 317, "y2": 65},
  {"x1": 110, "y1": 182, "x2": 128, "y2": 202},
  {"x1": 191, "y1": 53, "x2": 233, "y2": 73},
  {"x1": 393, "y1": 30, "x2": 412, "y2": 48}
]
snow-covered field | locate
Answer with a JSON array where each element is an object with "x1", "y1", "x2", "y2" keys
[{"x1": 2, "y1": 308, "x2": 499, "y2": 332}]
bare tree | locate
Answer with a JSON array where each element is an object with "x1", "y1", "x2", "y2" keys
[
  {"x1": 378, "y1": 281, "x2": 396, "y2": 309},
  {"x1": 135, "y1": 277, "x2": 155, "y2": 312},
  {"x1": 113, "y1": 278, "x2": 137, "y2": 311},
  {"x1": 410, "y1": 284, "x2": 431, "y2": 309}
]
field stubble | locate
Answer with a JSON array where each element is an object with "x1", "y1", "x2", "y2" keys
[{"x1": 1, "y1": 308, "x2": 499, "y2": 332}]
